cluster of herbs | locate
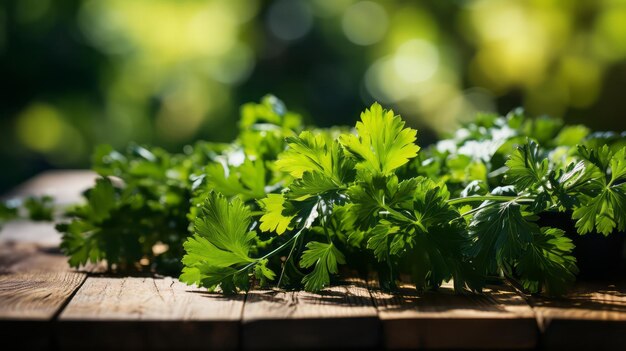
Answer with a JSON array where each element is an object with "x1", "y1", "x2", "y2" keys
[
  {"x1": 49, "y1": 96, "x2": 625, "y2": 296},
  {"x1": 1, "y1": 195, "x2": 54, "y2": 228}
]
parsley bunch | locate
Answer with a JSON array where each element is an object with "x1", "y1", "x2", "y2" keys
[
  {"x1": 57, "y1": 95, "x2": 300, "y2": 274},
  {"x1": 55, "y1": 96, "x2": 625, "y2": 296}
]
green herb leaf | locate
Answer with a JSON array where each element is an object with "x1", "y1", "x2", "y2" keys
[
  {"x1": 339, "y1": 102, "x2": 419, "y2": 176},
  {"x1": 300, "y1": 241, "x2": 346, "y2": 292},
  {"x1": 505, "y1": 139, "x2": 549, "y2": 191},
  {"x1": 258, "y1": 194, "x2": 294, "y2": 234},
  {"x1": 573, "y1": 146, "x2": 626, "y2": 235},
  {"x1": 516, "y1": 227, "x2": 578, "y2": 296},
  {"x1": 180, "y1": 192, "x2": 256, "y2": 292}
]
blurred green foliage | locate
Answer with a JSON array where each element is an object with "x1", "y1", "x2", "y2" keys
[{"x1": 3, "y1": 0, "x2": 626, "y2": 192}]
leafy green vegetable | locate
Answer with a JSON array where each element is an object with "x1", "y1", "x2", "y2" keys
[
  {"x1": 50, "y1": 95, "x2": 625, "y2": 297},
  {"x1": 23, "y1": 196, "x2": 55, "y2": 221},
  {"x1": 258, "y1": 194, "x2": 294, "y2": 235},
  {"x1": 516, "y1": 227, "x2": 578, "y2": 296},
  {"x1": 299, "y1": 241, "x2": 345, "y2": 291},
  {"x1": 0, "y1": 200, "x2": 19, "y2": 229},
  {"x1": 339, "y1": 103, "x2": 419, "y2": 176},
  {"x1": 180, "y1": 192, "x2": 261, "y2": 293},
  {"x1": 0, "y1": 195, "x2": 55, "y2": 228},
  {"x1": 505, "y1": 140, "x2": 549, "y2": 192},
  {"x1": 572, "y1": 146, "x2": 626, "y2": 235},
  {"x1": 57, "y1": 95, "x2": 299, "y2": 274}
]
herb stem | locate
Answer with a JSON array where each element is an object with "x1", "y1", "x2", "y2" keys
[
  {"x1": 277, "y1": 232, "x2": 300, "y2": 287},
  {"x1": 447, "y1": 195, "x2": 534, "y2": 206}
]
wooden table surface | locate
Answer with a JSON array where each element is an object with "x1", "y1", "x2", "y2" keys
[{"x1": 1, "y1": 171, "x2": 625, "y2": 350}]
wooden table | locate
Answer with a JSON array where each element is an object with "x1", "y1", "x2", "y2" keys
[{"x1": 1, "y1": 171, "x2": 625, "y2": 350}]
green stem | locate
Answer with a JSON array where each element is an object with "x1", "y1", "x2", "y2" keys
[
  {"x1": 277, "y1": 233, "x2": 300, "y2": 287},
  {"x1": 459, "y1": 205, "x2": 486, "y2": 217},
  {"x1": 447, "y1": 195, "x2": 534, "y2": 206},
  {"x1": 235, "y1": 226, "x2": 306, "y2": 278},
  {"x1": 381, "y1": 204, "x2": 414, "y2": 223},
  {"x1": 277, "y1": 198, "x2": 325, "y2": 287}
]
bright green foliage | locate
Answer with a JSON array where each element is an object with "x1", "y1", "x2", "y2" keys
[
  {"x1": 58, "y1": 146, "x2": 194, "y2": 273},
  {"x1": 300, "y1": 241, "x2": 346, "y2": 291},
  {"x1": 57, "y1": 95, "x2": 299, "y2": 274},
  {"x1": 277, "y1": 131, "x2": 334, "y2": 179},
  {"x1": 288, "y1": 171, "x2": 342, "y2": 200},
  {"x1": 516, "y1": 228, "x2": 578, "y2": 296},
  {"x1": 339, "y1": 103, "x2": 419, "y2": 176},
  {"x1": 468, "y1": 198, "x2": 535, "y2": 271},
  {"x1": 192, "y1": 192, "x2": 254, "y2": 266},
  {"x1": 180, "y1": 192, "x2": 264, "y2": 293},
  {"x1": 53, "y1": 97, "x2": 625, "y2": 297},
  {"x1": 258, "y1": 194, "x2": 294, "y2": 234},
  {"x1": 572, "y1": 146, "x2": 626, "y2": 235},
  {"x1": 238, "y1": 94, "x2": 302, "y2": 160},
  {"x1": 342, "y1": 176, "x2": 417, "y2": 231},
  {"x1": 505, "y1": 140, "x2": 550, "y2": 191},
  {"x1": 277, "y1": 133, "x2": 353, "y2": 186},
  {"x1": 554, "y1": 125, "x2": 591, "y2": 147},
  {"x1": 202, "y1": 159, "x2": 267, "y2": 202},
  {"x1": 366, "y1": 223, "x2": 399, "y2": 261}
]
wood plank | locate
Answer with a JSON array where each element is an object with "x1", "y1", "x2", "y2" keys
[
  {"x1": 0, "y1": 271, "x2": 85, "y2": 320},
  {"x1": 0, "y1": 271, "x2": 86, "y2": 350},
  {"x1": 0, "y1": 242, "x2": 86, "y2": 321},
  {"x1": 0, "y1": 171, "x2": 98, "y2": 350},
  {"x1": 58, "y1": 276, "x2": 244, "y2": 350},
  {"x1": 0, "y1": 220, "x2": 63, "y2": 246},
  {"x1": 0, "y1": 241, "x2": 70, "y2": 273},
  {"x1": 241, "y1": 280, "x2": 381, "y2": 350},
  {"x1": 370, "y1": 280, "x2": 538, "y2": 349},
  {"x1": 529, "y1": 281, "x2": 626, "y2": 350},
  {"x1": 0, "y1": 224, "x2": 88, "y2": 350},
  {"x1": 1, "y1": 170, "x2": 97, "y2": 205}
]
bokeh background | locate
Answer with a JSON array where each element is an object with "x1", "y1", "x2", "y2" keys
[{"x1": 2, "y1": 0, "x2": 626, "y2": 192}]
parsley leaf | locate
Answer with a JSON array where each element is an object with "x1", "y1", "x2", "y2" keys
[
  {"x1": 201, "y1": 158, "x2": 267, "y2": 202},
  {"x1": 505, "y1": 139, "x2": 550, "y2": 191},
  {"x1": 467, "y1": 193, "x2": 535, "y2": 274},
  {"x1": 258, "y1": 194, "x2": 294, "y2": 235},
  {"x1": 515, "y1": 227, "x2": 577, "y2": 296},
  {"x1": 50, "y1": 96, "x2": 625, "y2": 297},
  {"x1": 299, "y1": 241, "x2": 346, "y2": 292},
  {"x1": 573, "y1": 146, "x2": 626, "y2": 235},
  {"x1": 339, "y1": 102, "x2": 420, "y2": 176},
  {"x1": 180, "y1": 192, "x2": 261, "y2": 293}
]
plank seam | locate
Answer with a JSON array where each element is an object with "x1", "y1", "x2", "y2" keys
[
  {"x1": 504, "y1": 278, "x2": 545, "y2": 332},
  {"x1": 364, "y1": 280, "x2": 385, "y2": 349},
  {"x1": 237, "y1": 291, "x2": 248, "y2": 351},
  {"x1": 50, "y1": 272, "x2": 88, "y2": 322}
]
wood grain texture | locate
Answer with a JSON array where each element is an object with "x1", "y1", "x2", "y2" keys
[
  {"x1": 6, "y1": 170, "x2": 626, "y2": 350},
  {"x1": 530, "y1": 281, "x2": 626, "y2": 350},
  {"x1": 0, "y1": 271, "x2": 85, "y2": 320},
  {"x1": 370, "y1": 281, "x2": 538, "y2": 350},
  {"x1": 0, "y1": 234, "x2": 87, "y2": 350},
  {"x1": 0, "y1": 241, "x2": 70, "y2": 273},
  {"x1": 58, "y1": 276, "x2": 244, "y2": 350},
  {"x1": 242, "y1": 281, "x2": 381, "y2": 350}
]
